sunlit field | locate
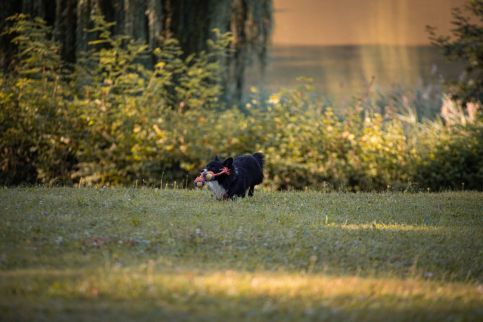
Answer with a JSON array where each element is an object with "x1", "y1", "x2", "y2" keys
[{"x1": 1, "y1": 188, "x2": 482, "y2": 321}]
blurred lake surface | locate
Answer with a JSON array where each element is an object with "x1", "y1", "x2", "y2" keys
[{"x1": 246, "y1": 45, "x2": 463, "y2": 105}]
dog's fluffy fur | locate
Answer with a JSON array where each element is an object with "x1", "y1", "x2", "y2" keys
[{"x1": 202, "y1": 153, "x2": 264, "y2": 199}]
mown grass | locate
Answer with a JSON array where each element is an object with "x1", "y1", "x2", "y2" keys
[{"x1": 0, "y1": 188, "x2": 482, "y2": 321}]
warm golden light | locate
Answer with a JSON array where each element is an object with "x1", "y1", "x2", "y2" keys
[
  {"x1": 256, "y1": 0, "x2": 468, "y2": 101},
  {"x1": 273, "y1": 0, "x2": 468, "y2": 46}
]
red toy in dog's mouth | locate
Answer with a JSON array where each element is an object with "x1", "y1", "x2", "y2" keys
[
  {"x1": 193, "y1": 172, "x2": 212, "y2": 188},
  {"x1": 193, "y1": 167, "x2": 231, "y2": 188}
]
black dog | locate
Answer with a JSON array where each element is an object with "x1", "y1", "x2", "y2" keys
[{"x1": 200, "y1": 153, "x2": 264, "y2": 200}]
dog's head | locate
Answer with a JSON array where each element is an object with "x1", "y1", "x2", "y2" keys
[
  {"x1": 194, "y1": 156, "x2": 234, "y2": 199},
  {"x1": 204, "y1": 156, "x2": 233, "y2": 179},
  {"x1": 194, "y1": 156, "x2": 234, "y2": 188}
]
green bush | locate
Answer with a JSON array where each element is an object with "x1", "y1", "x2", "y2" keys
[
  {"x1": 415, "y1": 123, "x2": 483, "y2": 190},
  {"x1": 68, "y1": 11, "x2": 231, "y2": 185},
  {"x1": 0, "y1": 15, "x2": 76, "y2": 185},
  {"x1": 0, "y1": 14, "x2": 481, "y2": 190}
]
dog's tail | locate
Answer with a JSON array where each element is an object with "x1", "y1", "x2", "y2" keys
[{"x1": 253, "y1": 152, "x2": 264, "y2": 170}]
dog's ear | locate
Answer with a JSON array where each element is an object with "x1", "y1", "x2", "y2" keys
[
  {"x1": 214, "y1": 155, "x2": 220, "y2": 161},
  {"x1": 223, "y1": 157, "x2": 233, "y2": 167}
]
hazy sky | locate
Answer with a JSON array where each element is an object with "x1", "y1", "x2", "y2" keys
[{"x1": 273, "y1": 0, "x2": 468, "y2": 45}]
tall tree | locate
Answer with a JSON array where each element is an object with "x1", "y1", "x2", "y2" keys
[
  {"x1": 427, "y1": 0, "x2": 483, "y2": 105},
  {"x1": 0, "y1": 0, "x2": 273, "y2": 104}
]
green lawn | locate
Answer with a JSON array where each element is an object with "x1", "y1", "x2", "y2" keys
[{"x1": 0, "y1": 188, "x2": 482, "y2": 321}]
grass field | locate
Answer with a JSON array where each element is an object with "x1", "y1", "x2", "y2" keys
[{"x1": 0, "y1": 188, "x2": 482, "y2": 321}]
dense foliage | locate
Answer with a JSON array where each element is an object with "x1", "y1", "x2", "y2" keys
[
  {"x1": 1, "y1": 14, "x2": 482, "y2": 190},
  {"x1": 0, "y1": 0, "x2": 273, "y2": 105}
]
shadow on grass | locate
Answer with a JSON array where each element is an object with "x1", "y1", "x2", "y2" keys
[
  {"x1": 1, "y1": 269, "x2": 481, "y2": 322},
  {"x1": 2, "y1": 222, "x2": 481, "y2": 282},
  {"x1": 2, "y1": 299, "x2": 479, "y2": 322},
  {"x1": 133, "y1": 224, "x2": 482, "y2": 282}
]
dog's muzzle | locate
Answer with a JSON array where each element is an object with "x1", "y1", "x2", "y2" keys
[{"x1": 193, "y1": 167, "x2": 231, "y2": 188}]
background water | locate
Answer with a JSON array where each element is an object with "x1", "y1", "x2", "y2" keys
[{"x1": 246, "y1": 45, "x2": 464, "y2": 107}]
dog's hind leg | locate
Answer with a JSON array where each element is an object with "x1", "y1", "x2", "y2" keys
[{"x1": 248, "y1": 185, "x2": 255, "y2": 197}]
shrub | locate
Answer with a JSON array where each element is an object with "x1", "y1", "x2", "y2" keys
[
  {"x1": 415, "y1": 121, "x2": 483, "y2": 191},
  {"x1": 0, "y1": 14, "x2": 76, "y2": 185}
]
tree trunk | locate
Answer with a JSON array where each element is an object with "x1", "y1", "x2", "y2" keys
[
  {"x1": 147, "y1": 0, "x2": 163, "y2": 50},
  {"x1": 230, "y1": 0, "x2": 248, "y2": 104},
  {"x1": 0, "y1": 0, "x2": 22, "y2": 69},
  {"x1": 0, "y1": 0, "x2": 273, "y2": 104},
  {"x1": 55, "y1": 0, "x2": 77, "y2": 63},
  {"x1": 124, "y1": 0, "x2": 147, "y2": 42},
  {"x1": 76, "y1": 0, "x2": 91, "y2": 56}
]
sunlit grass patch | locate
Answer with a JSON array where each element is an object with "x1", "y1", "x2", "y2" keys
[
  {"x1": 1, "y1": 268, "x2": 482, "y2": 321},
  {"x1": 0, "y1": 188, "x2": 482, "y2": 321},
  {"x1": 329, "y1": 223, "x2": 440, "y2": 232}
]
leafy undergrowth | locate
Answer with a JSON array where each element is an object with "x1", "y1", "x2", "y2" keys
[{"x1": 0, "y1": 188, "x2": 482, "y2": 321}]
